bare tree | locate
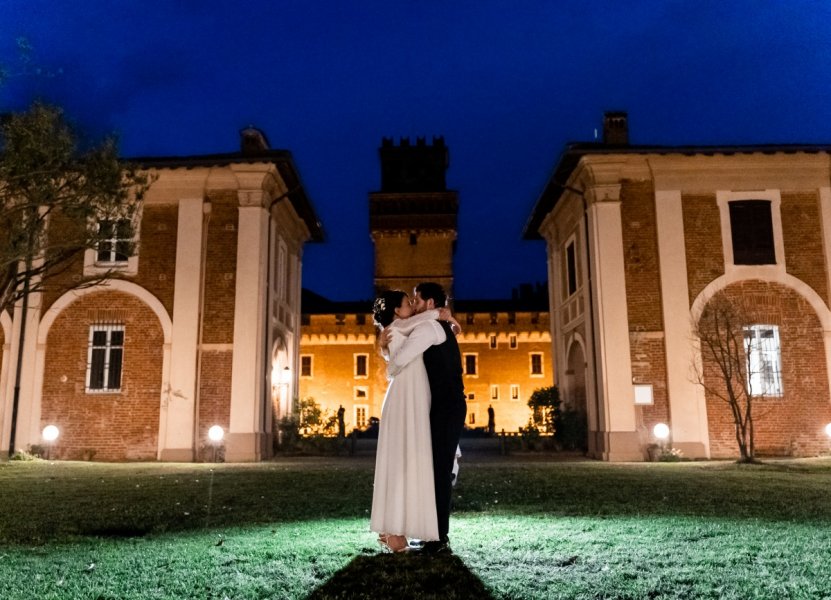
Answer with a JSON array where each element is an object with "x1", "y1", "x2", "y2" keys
[
  {"x1": 692, "y1": 291, "x2": 775, "y2": 463},
  {"x1": 1, "y1": 102, "x2": 149, "y2": 455},
  {"x1": 0, "y1": 102, "x2": 149, "y2": 313}
]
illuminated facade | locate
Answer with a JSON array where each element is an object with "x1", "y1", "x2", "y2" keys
[
  {"x1": 525, "y1": 112, "x2": 831, "y2": 460},
  {"x1": 299, "y1": 138, "x2": 553, "y2": 432},
  {"x1": 0, "y1": 128, "x2": 323, "y2": 461}
]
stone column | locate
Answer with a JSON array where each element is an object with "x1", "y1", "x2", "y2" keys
[
  {"x1": 226, "y1": 201, "x2": 269, "y2": 461},
  {"x1": 586, "y1": 186, "x2": 641, "y2": 461},
  {"x1": 158, "y1": 197, "x2": 204, "y2": 461},
  {"x1": 654, "y1": 189, "x2": 710, "y2": 458}
]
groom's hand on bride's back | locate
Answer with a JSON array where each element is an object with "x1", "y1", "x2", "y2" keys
[{"x1": 379, "y1": 327, "x2": 393, "y2": 351}]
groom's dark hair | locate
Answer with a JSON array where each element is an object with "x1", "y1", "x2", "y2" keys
[{"x1": 415, "y1": 282, "x2": 447, "y2": 308}]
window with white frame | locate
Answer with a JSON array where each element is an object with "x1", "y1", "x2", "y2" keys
[
  {"x1": 354, "y1": 404, "x2": 369, "y2": 429},
  {"x1": 96, "y1": 219, "x2": 133, "y2": 264},
  {"x1": 467, "y1": 392, "x2": 476, "y2": 401},
  {"x1": 300, "y1": 355, "x2": 313, "y2": 378},
  {"x1": 490, "y1": 384, "x2": 499, "y2": 401},
  {"x1": 468, "y1": 403, "x2": 478, "y2": 426},
  {"x1": 728, "y1": 200, "x2": 775, "y2": 265},
  {"x1": 463, "y1": 353, "x2": 478, "y2": 376},
  {"x1": 489, "y1": 334, "x2": 497, "y2": 349},
  {"x1": 743, "y1": 325, "x2": 783, "y2": 396},
  {"x1": 509, "y1": 334, "x2": 518, "y2": 349},
  {"x1": 354, "y1": 353, "x2": 369, "y2": 378},
  {"x1": 530, "y1": 352, "x2": 544, "y2": 377},
  {"x1": 86, "y1": 324, "x2": 124, "y2": 392},
  {"x1": 510, "y1": 384, "x2": 520, "y2": 401},
  {"x1": 563, "y1": 237, "x2": 579, "y2": 298}
]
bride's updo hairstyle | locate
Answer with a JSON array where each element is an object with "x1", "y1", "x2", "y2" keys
[{"x1": 373, "y1": 290, "x2": 407, "y2": 328}]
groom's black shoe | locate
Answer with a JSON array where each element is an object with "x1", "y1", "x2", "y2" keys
[{"x1": 418, "y1": 539, "x2": 451, "y2": 556}]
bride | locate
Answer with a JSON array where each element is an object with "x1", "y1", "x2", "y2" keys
[{"x1": 369, "y1": 289, "x2": 459, "y2": 552}]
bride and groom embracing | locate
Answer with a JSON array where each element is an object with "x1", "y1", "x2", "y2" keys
[{"x1": 370, "y1": 282, "x2": 467, "y2": 555}]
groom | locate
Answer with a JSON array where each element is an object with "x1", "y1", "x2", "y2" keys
[{"x1": 408, "y1": 282, "x2": 467, "y2": 554}]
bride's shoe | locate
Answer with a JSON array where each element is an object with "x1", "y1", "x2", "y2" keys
[{"x1": 386, "y1": 535, "x2": 410, "y2": 553}]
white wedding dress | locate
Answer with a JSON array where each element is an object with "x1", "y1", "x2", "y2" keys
[{"x1": 370, "y1": 309, "x2": 439, "y2": 542}]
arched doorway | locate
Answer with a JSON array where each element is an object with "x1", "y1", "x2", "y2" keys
[{"x1": 564, "y1": 339, "x2": 589, "y2": 451}]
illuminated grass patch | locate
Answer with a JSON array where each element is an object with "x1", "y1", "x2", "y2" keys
[{"x1": 1, "y1": 457, "x2": 829, "y2": 599}]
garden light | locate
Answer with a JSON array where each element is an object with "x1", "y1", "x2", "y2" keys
[
  {"x1": 653, "y1": 423, "x2": 670, "y2": 440},
  {"x1": 208, "y1": 425, "x2": 224, "y2": 443},
  {"x1": 42, "y1": 425, "x2": 59, "y2": 442}
]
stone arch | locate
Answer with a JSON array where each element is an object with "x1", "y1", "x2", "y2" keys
[
  {"x1": 692, "y1": 278, "x2": 831, "y2": 457},
  {"x1": 563, "y1": 332, "x2": 590, "y2": 451},
  {"x1": 34, "y1": 282, "x2": 171, "y2": 460}
]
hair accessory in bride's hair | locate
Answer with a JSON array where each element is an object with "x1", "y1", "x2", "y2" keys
[{"x1": 373, "y1": 297, "x2": 386, "y2": 315}]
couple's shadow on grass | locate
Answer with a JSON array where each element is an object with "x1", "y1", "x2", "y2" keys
[{"x1": 308, "y1": 549, "x2": 495, "y2": 600}]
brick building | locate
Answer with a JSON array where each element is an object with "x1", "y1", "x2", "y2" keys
[
  {"x1": 299, "y1": 138, "x2": 553, "y2": 433},
  {"x1": 525, "y1": 112, "x2": 831, "y2": 461},
  {"x1": 0, "y1": 128, "x2": 323, "y2": 461}
]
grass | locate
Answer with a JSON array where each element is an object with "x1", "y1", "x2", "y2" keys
[{"x1": 1, "y1": 455, "x2": 830, "y2": 599}]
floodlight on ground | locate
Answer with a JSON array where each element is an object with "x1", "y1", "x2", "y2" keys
[
  {"x1": 653, "y1": 423, "x2": 670, "y2": 440},
  {"x1": 42, "y1": 425, "x2": 60, "y2": 442},
  {"x1": 208, "y1": 425, "x2": 224, "y2": 443}
]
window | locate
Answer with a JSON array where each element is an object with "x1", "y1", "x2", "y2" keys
[
  {"x1": 489, "y1": 334, "x2": 497, "y2": 349},
  {"x1": 96, "y1": 219, "x2": 132, "y2": 264},
  {"x1": 509, "y1": 334, "x2": 518, "y2": 349},
  {"x1": 508, "y1": 312, "x2": 516, "y2": 325},
  {"x1": 565, "y1": 239, "x2": 578, "y2": 297},
  {"x1": 354, "y1": 353, "x2": 368, "y2": 378},
  {"x1": 335, "y1": 314, "x2": 345, "y2": 325},
  {"x1": 463, "y1": 353, "x2": 478, "y2": 376},
  {"x1": 86, "y1": 324, "x2": 124, "y2": 392},
  {"x1": 466, "y1": 313, "x2": 475, "y2": 325},
  {"x1": 510, "y1": 384, "x2": 520, "y2": 401},
  {"x1": 356, "y1": 314, "x2": 366, "y2": 325},
  {"x1": 354, "y1": 404, "x2": 369, "y2": 429},
  {"x1": 729, "y1": 200, "x2": 775, "y2": 265},
  {"x1": 301, "y1": 314, "x2": 310, "y2": 326},
  {"x1": 467, "y1": 393, "x2": 476, "y2": 401},
  {"x1": 743, "y1": 325, "x2": 783, "y2": 396},
  {"x1": 300, "y1": 355, "x2": 313, "y2": 378},
  {"x1": 490, "y1": 385, "x2": 499, "y2": 401},
  {"x1": 530, "y1": 353, "x2": 544, "y2": 377},
  {"x1": 489, "y1": 313, "x2": 498, "y2": 325}
]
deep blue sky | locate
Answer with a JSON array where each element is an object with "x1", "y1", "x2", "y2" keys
[{"x1": 2, "y1": 1, "x2": 830, "y2": 300}]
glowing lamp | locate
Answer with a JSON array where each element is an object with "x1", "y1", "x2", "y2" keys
[
  {"x1": 825, "y1": 423, "x2": 831, "y2": 438},
  {"x1": 208, "y1": 425, "x2": 224, "y2": 443},
  {"x1": 42, "y1": 425, "x2": 60, "y2": 442},
  {"x1": 653, "y1": 423, "x2": 670, "y2": 440}
]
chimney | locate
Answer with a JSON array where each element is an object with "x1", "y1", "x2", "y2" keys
[
  {"x1": 602, "y1": 111, "x2": 628, "y2": 145},
  {"x1": 240, "y1": 126, "x2": 270, "y2": 155}
]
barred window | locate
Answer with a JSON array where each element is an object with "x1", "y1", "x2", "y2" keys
[
  {"x1": 510, "y1": 384, "x2": 520, "y2": 401},
  {"x1": 743, "y1": 325, "x2": 783, "y2": 396},
  {"x1": 86, "y1": 324, "x2": 124, "y2": 392},
  {"x1": 490, "y1": 384, "x2": 499, "y2": 400},
  {"x1": 97, "y1": 219, "x2": 132, "y2": 264},
  {"x1": 354, "y1": 404, "x2": 368, "y2": 429}
]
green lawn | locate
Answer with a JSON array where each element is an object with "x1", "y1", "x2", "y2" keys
[{"x1": 1, "y1": 456, "x2": 830, "y2": 599}]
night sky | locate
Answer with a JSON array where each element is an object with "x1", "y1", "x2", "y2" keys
[{"x1": 2, "y1": 1, "x2": 830, "y2": 301}]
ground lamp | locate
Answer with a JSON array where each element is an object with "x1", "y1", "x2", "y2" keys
[
  {"x1": 42, "y1": 425, "x2": 59, "y2": 460},
  {"x1": 208, "y1": 425, "x2": 224, "y2": 462},
  {"x1": 653, "y1": 422, "x2": 670, "y2": 454}
]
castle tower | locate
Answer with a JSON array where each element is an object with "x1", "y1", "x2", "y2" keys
[{"x1": 369, "y1": 136, "x2": 458, "y2": 296}]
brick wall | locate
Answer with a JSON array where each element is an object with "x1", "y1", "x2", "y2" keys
[
  {"x1": 202, "y1": 191, "x2": 239, "y2": 344},
  {"x1": 136, "y1": 204, "x2": 178, "y2": 314},
  {"x1": 621, "y1": 180, "x2": 663, "y2": 331},
  {"x1": 700, "y1": 281, "x2": 831, "y2": 458},
  {"x1": 40, "y1": 290, "x2": 164, "y2": 460},
  {"x1": 781, "y1": 191, "x2": 828, "y2": 306},
  {"x1": 197, "y1": 350, "x2": 233, "y2": 460},
  {"x1": 630, "y1": 335, "x2": 670, "y2": 432},
  {"x1": 683, "y1": 193, "x2": 724, "y2": 305}
]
